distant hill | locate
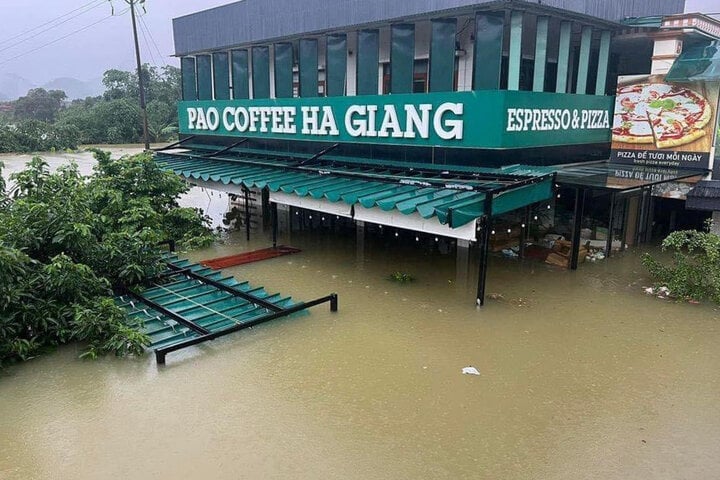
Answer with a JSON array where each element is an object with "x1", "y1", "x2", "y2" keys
[
  {"x1": 0, "y1": 74, "x2": 103, "y2": 101},
  {"x1": 42, "y1": 77, "x2": 104, "y2": 100},
  {"x1": 0, "y1": 73, "x2": 34, "y2": 101}
]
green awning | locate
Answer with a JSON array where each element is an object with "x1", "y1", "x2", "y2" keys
[
  {"x1": 154, "y1": 146, "x2": 554, "y2": 230},
  {"x1": 665, "y1": 40, "x2": 720, "y2": 82}
]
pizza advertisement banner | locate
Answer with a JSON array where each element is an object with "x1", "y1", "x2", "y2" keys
[{"x1": 610, "y1": 74, "x2": 720, "y2": 170}]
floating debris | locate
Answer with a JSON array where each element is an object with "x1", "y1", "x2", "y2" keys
[{"x1": 462, "y1": 366, "x2": 481, "y2": 376}]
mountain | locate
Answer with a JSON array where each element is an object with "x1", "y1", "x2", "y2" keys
[
  {"x1": 0, "y1": 74, "x2": 104, "y2": 101},
  {"x1": 0, "y1": 73, "x2": 35, "y2": 101},
  {"x1": 42, "y1": 77, "x2": 104, "y2": 100}
]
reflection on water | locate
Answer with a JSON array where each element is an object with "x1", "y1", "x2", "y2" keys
[{"x1": 2, "y1": 223, "x2": 720, "y2": 480}]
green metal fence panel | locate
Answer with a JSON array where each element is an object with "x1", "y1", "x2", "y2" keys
[
  {"x1": 299, "y1": 39, "x2": 318, "y2": 97},
  {"x1": 576, "y1": 26, "x2": 592, "y2": 94},
  {"x1": 533, "y1": 17, "x2": 549, "y2": 92},
  {"x1": 595, "y1": 30, "x2": 611, "y2": 95},
  {"x1": 391, "y1": 24, "x2": 415, "y2": 94},
  {"x1": 556, "y1": 21, "x2": 571, "y2": 93},
  {"x1": 274, "y1": 42, "x2": 294, "y2": 98},
  {"x1": 429, "y1": 18, "x2": 456, "y2": 92},
  {"x1": 507, "y1": 11, "x2": 523, "y2": 91},
  {"x1": 231, "y1": 49, "x2": 249, "y2": 99},
  {"x1": 326, "y1": 34, "x2": 347, "y2": 96},
  {"x1": 181, "y1": 57, "x2": 197, "y2": 101},
  {"x1": 213, "y1": 52, "x2": 230, "y2": 100},
  {"x1": 252, "y1": 46, "x2": 270, "y2": 99},
  {"x1": 473, "y1": 12, "x2": 504, "y2": 90},
  {"x1": 357, "y1": 30, "x2": 379, "y2": 95},
  {"x1": 196, "y1": 54, "x2": 213, "y2": 100}
]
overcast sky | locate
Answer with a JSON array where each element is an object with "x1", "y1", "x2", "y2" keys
[
  {"x1": 0, "y1": 0, "x2": 718, "y2": 85},
  {"x1": 0, "y1": 0, "x2": 231, "y2": 83}
]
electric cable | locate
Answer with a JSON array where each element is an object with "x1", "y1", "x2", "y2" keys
[
  {"x1": 0, "y1": 9, "x2": 129, "y2": 67},
  {"x1": 138, "y1": 12, "x2": 165, "y2": 64},
  {"x1": 0, "y1": 0, "x2": 105, "y2": 54},
  {"x1": 137, "y1": 14, "x2": 158, "y2": 67}
]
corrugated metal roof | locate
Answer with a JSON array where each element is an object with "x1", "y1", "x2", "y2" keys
[
  {"x1": 116, "y1": 256, "x2": 300, "y2": 350},
  {"x1": 154, "y1": 147, "x2": 554, "y2": 228},
  {"x1": 687, "y1": 180, "x2": 720, "y2": 211}
]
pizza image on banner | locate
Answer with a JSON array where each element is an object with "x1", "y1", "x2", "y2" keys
[
  {"x1": 612, "y1": 82, "x2": 712, "y2": 148},
  {"x1": 610, "y1": 74, "x2": 720, "y2": 169}
]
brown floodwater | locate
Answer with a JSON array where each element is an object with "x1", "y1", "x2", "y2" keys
[{"x1": 1, "y1": 151, "x2": 720, "y2": 479}]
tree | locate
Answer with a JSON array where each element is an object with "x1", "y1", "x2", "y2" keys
[
  {"x1": 642, "y1": 220, "x2": 720, "y2": 303},
  {"x1": 14, "y1": 88, "x2": 67, "y2": 123},
  {"x1": 57, "y1": 65, "x2": 180, "y2": 145},
  {"x1": 0, "y1": 151, "x2": 214, "y2": 366}
]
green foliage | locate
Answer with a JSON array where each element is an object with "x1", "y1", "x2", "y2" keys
[
  {"x1": 389, "y1": 271, "x2": 415, "y2": 283},
  {"x1": 0, "y1": 151, "x2": 214, "y2": 367},
  {"x1": 642, "y1": 220, "x2": 720, "y2": 303},
  {"x1": 1, "y1": 65, "x2": 181, "y2": 153},
  {"x1": 0, "y1": 120, "x2": 80, "y2": 153},
  {"x1": 13, "y1": 88, "x2": 67, "y2": 123}
]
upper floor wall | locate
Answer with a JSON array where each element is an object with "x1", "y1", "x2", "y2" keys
[
  {"x1": 173, "y1": 0, "x2": 685, "y2": 56},
  {"x1": 179, "y1": 8, "x2": 622, "y2": 104}
]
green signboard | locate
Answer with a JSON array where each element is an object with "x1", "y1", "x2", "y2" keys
[{"x1": 178, "y1": 90, "x2": 613, "y2": 149}]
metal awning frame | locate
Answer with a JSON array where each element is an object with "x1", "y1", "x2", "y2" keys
[{"x1": 125, "y1": 260, "x2": 338, "y2": 364}]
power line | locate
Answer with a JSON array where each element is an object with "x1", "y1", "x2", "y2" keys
[
  {"x1": 138, "y1": 12, "x2": 165, "y2": 64},
  {"x1": 0, "y1": 0, "x2": 106, "y2": 55},
  {"x1": 137, "y1": 14, "x2": 158, "y2": 67},
  {"x1": 0, "y1": 0, "x2": 104, "y2": 45},
  {"x1": 0, "y1": 11, "x2": 125, "y2": 67}
]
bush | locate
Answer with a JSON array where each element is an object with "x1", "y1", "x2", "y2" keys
[
  {"x1": 0, "y1": 151, "x2": 214, "y2": 367},
  {"x1": 0, "y1": 120, "x2": 79, "y2": 153},
  {"x1": 642, "y1": 220, "x2": 720, "y2": 303}
]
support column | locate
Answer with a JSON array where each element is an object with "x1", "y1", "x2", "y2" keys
[
  {"x1": 533, "y1": 16, "x2": 549, "y2": 92},
  {"x1": 277, "y1": 203, "x2": 290, "y2": 238},
  {"x1": 570, "y1": 187, "x2": 586, "y2": 270},
  {"x1": 243, "y1": 186, "x2": 251, "y2": 241},
  {"x1": 556, "y1": 22, "x2": 571, "y2": 93},
  {"x1": 605, "y1": 191, "x2": 615, "y2": 257},
  {"x1": 456, "y1": 238, "x2": 470, "y2": 290},
  {"x1": 508, "y1": 11, "x2": 523, "y2": 91},
  {"x1": 519, "y1": 205, "x2": 531, "y2": 258},
  {"x1": 476, "y1": 216, "x2": 491, "y2": 306},
  {"x1": 576, "y1": 26, "x2": 592, "y2": 94},
  {"x1": 271, "y1": 202, "x2": 278, "y2": 248},
  {"x1": 356, "y1": 220, "x2": 365, "y2": 266},
  {"x1": 595, "y1": 30, "x2": 611, "y2": 95},
  {"x1": 624, "y1": 195, "x2": 640, "y2": 247}
]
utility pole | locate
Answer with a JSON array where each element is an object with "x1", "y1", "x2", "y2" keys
[{"x1": 127, "y1": 0, "x2": 150, "y2": 150}]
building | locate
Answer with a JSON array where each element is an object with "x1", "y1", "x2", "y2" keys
[{"x1": 159, "y1": 0, "x2": 720, "y2": 304}]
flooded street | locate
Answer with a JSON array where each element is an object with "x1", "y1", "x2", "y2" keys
[{"x1": 2, "y1": 150, "x2": 720, "y2": 479}]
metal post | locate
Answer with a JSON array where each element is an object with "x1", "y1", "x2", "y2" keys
[
  {"x1": 244, "y1": 186, "x2": 251, "y2": 242},
  {"x1": 620, "y1": 196, "x2": 628, "y2": 251},
  {"x1": 605, "y1": 191, "x2": 615, "y2": 258},
  {"x1": 330, "y1": 293, "x2": 338, "y2": 312},
  {"x1": 271, "y1": 201, "x2": 278, "y2": 248},
  {"x1": 476, "y1": 215, "x2": 491, "y2": 306},
  {"x1": 128, "y1": 0, "x2": 150, "y2": 150},
  {"x1": 570, "y1": 187, "x2": 585, "y2": 270},
  {"x1": 644, "y1": 189, "x2": 655, "y2": 243},
  {"x1": 519, "y1": 205, "x2": 530, "y2": 258}
]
